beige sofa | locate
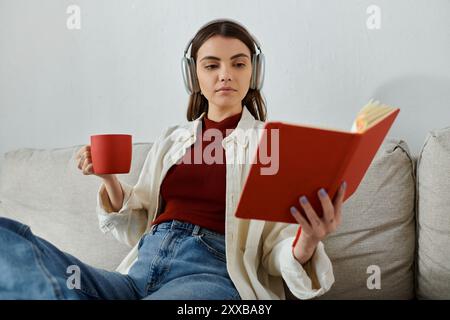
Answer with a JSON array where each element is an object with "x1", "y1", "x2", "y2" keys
[{"x1": 1, "y1": 128, "x2": 450, "y2": 300}]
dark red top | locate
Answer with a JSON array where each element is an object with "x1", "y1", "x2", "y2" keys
[{"x1": 151, "y1": 110, "x2": 243, "y2": 234}]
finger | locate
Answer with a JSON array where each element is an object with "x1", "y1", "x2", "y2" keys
[
  {"x1": 82, "y1": 150, "x2": 91, "y2": 160},
  {"x1": 78, "y1": 154, "x2": 89, "y2": 170},
  {"x1": 77, "y1": 156, "x2": 85, "y2": 170},
  {"x1": 83, "y1": 163, "x2": 93, "y2": 175},
  {"x1": 317, "y1": 188, "x2": 335, "y2": 225},
  {"x1": 333, "y1": 182, "x2": 347, "y2": 224},
  {"x1": 83, "y1": 157, "x2": 91, "y2": 170},
  {"x1": 333, "y1": 181, "x2": 346, "y2": 208},
  {"x1": 299, "y1": 196, "x2": 323, "y2": 232},
  {"x1": 76, "y1": 146, "x2": 89, "y2": 159},
  {"x1": 290, "y1": 206, "x2": 313, "y2": 235}
]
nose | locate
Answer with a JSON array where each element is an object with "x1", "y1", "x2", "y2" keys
[{"x1": 219, "y1": 66, "x2": 232, "y2": 82}]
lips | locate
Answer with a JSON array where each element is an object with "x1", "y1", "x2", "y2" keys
[{"x1": 216, "y1": 87, "x2": 236, "y2": 92}]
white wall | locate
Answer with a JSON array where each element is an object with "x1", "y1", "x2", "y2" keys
[{"x1": 1, "y1": 0, "x2": 449, "y2": 168}]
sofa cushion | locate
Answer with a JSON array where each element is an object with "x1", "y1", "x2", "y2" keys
[
  {"x1": 0, "y1": 143, "x2": 152, "y2": 271},
  {"x1": 309, "y1": 138, "x2": 416, "y2": 299},
  {"x1": 416, "y1": 127, "x2": 450, "y2": 299}
]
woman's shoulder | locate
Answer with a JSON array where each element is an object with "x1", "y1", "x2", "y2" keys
[{"x1": 253, "y1": 119, "x2": 266, "y2": 129}]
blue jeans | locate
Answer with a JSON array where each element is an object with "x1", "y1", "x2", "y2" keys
[{"x1": 0, "y1": 217, "x2": 241, "y2": 300}]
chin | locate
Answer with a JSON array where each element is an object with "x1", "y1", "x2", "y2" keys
[{"x1": 213, "y1": 101, "x2": 239, "y2": 108}]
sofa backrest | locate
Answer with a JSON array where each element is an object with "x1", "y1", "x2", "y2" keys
[
  {"x1": 0, "y1": 143, "x2": 153, "y2": 271},
  {"x1": 416, "y1": 127, "x2": 450, "y2": 299}
]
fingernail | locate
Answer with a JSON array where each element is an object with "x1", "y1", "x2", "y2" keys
[
  {"x1": 290, "y1": 206, "x2": 297, "y2": 215},
  {"x1": 299, "y1": 196, "x2": 308, "y2": 204},
  {"x1": 342, "y1": 181, "x2": 347, "y2": 190},
  {"x1": 319, "y1": 188, "x2": 327, "y2": 197}
]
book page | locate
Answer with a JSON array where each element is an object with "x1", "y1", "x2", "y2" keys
[{"x1": 352, "y1": 99, "x2": 396, "y2": 133}]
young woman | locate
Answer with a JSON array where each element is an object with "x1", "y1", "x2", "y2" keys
[{"x1": 0, "y1": 19, "x2": 346, "y2": 300}]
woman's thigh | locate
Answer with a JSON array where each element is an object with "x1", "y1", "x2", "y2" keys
[
  {"x1": 143, "y1": 273, "x2": 241, "y2": 300},
  {"x1": 134, "y1": 220, "x2": 241, "y2": 300},
  {"x1": 0, "y1": 217, "x2": 138, "y2": 300}
]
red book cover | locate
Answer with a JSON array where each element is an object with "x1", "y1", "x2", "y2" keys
[{"x1": 234, "y1": 107, "x2": 400, "y2": 224}]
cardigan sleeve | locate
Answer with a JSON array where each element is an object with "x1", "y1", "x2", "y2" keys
[
  {"x1": 261, "y1": 222, "x2": 335, "y2": 300},
  {"x1": 96, "y1": 140, "x2": 160, "y2": 248}
]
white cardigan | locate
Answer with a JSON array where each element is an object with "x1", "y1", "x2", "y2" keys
[{"x1": 96, "y1": 106, "x2": 335, "y2": 300}]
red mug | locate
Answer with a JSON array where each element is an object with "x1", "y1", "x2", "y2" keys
[{"x1": 90, "y1": 134, "x2": 132, "y2": 174}]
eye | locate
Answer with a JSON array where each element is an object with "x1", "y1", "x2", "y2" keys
[
  {"x1": 236, "y1": 63, "x2": 246, "y2": 68},
  {"x1": 205, "y1": 65, "x2": 218, "y2": 70}
]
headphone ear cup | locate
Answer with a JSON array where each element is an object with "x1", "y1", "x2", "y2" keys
[
  {"x1": 255, "y1": 52, "x2": 265, "y2": 90},
  {"x1": 188, "y1": 57, "x2": 200, "y2": 93},
  {"x1": 251, "y1": 53, "x2": 265, "y2": 90},
  {"x1": 181, "y1": 57, "x2": 193, "y2": 95},
  {"x1": 181, "y1": 57, "x2": 200, "y2": 94}
]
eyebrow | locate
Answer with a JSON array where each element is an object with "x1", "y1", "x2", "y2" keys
[{"x1": 199, "y1": 53, "x2": 250, "y2": 62}]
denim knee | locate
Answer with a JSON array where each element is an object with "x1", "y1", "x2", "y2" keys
[{"x1": 0, "y1": 217, "x2": 30, "y2": 237}]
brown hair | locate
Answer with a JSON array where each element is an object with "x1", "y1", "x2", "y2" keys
[{"x1": 185, "y1": 20, "x2": 267, "y2": 122}]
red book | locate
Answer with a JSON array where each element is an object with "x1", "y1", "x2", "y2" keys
[{"x1": 234, "y1": 100, "x2": 400, "y2": 224}]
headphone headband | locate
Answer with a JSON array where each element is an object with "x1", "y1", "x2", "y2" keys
[{"x1": 183, "y1": 18, "x2": 263, "y2": 60}]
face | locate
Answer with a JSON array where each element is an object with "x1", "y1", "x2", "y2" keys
[{"x1": 196, "y1": 35, "x2": 253, "y2": 115}]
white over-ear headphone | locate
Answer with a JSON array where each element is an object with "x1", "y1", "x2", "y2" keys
[{"x1": 181, "y1": 19, "x2": 265, "y2": 95}]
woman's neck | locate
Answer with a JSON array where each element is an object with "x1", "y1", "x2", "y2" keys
[{"x1": 207, "y1": 105, "x2": 243, "y2": 122}]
